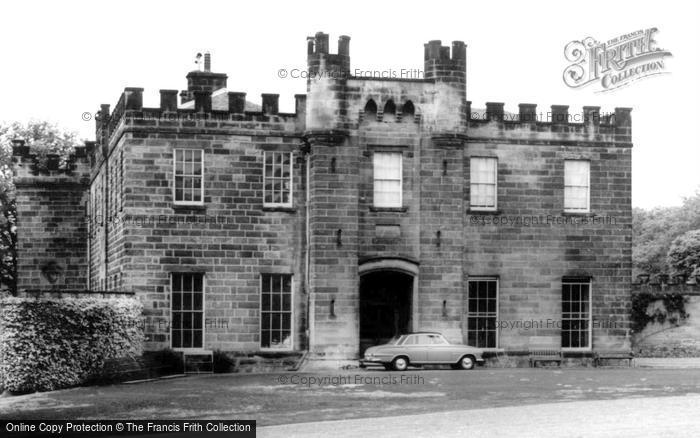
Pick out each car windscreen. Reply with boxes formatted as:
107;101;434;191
388;335;404;345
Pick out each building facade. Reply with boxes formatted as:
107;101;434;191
12;32;633;362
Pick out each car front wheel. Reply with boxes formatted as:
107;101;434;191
458;355;475;370
392;356;409;371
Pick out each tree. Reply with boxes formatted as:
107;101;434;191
0;121;80;294
633;190;700;276
667;230;700;277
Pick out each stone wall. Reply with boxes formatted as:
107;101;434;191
12;144;90;292
633;283;700;357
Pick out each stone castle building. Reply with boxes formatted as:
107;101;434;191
12;32;633;363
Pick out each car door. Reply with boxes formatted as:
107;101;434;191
402;335;429;364
426;334;455;363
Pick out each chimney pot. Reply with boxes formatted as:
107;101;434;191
204;52;211;72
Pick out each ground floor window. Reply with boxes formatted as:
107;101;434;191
171;273;204;349
562;279;591;349
261;273;292;349
466;278;498;348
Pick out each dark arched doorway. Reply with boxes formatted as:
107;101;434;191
359;270;413;354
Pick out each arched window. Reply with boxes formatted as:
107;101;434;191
383;100;396;121
364;99;377;121
402;100;415;121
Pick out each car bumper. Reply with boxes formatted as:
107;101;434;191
359;358;387;367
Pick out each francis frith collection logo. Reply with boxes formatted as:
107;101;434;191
563;27;672;92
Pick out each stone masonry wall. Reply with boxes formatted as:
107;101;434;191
12;147;90;292
463;125;632;350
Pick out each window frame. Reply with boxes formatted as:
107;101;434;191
372;151;403;208
259;273;294;351
170;272;206;351
564;159;590;213
172;148;205;206
263;151;294;208
466;277;500;349
469;156;498;211
561;279;593;351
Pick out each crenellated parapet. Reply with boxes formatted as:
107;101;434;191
11;139;90;184
423;40;466;96
466;101;633;145
95;87;308;160
306;32;351;78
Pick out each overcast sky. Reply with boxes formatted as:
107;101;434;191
1;0;697;209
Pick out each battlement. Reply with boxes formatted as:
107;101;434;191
424;40;466;62
423;40;466;95
306;32;351;76
96;87;307;148
11;139;90;179
466;101;632;143
307;32;350;56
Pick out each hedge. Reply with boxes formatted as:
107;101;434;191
0;296;143;393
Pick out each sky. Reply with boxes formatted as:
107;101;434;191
0;0;698;209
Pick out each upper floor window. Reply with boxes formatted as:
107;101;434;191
263;151;293;207
470;157;497;210
173;149;203;205
373;152;402;208
564;160;590;212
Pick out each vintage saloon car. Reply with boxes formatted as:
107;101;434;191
360;332;485;371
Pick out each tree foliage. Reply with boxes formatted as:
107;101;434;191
633;191;700;276
667;230;700;276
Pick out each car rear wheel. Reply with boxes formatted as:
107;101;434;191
392;356;409;371
458;355;475;370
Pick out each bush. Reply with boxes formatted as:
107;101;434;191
0;296;143;393
147;348;185;375
213;350;236;373
630;292;689;334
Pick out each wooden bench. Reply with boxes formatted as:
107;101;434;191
529;349;563;367
593;350;633;367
